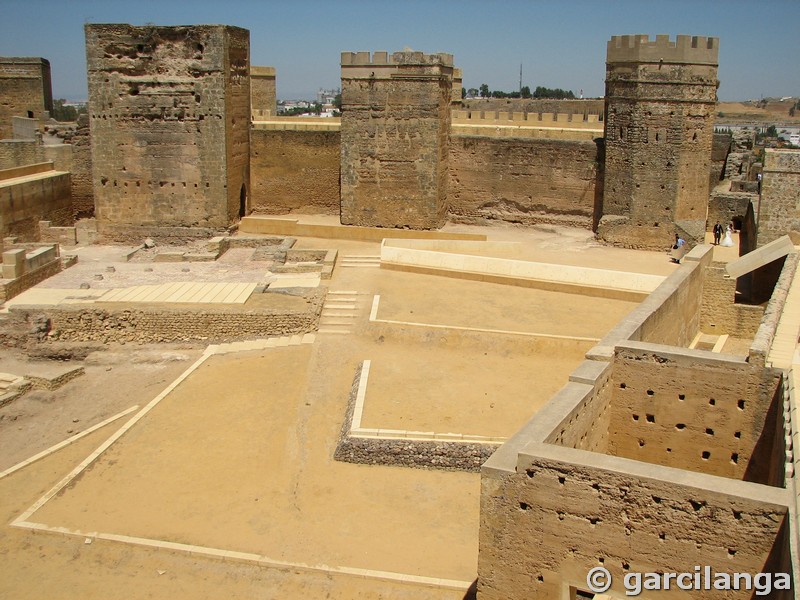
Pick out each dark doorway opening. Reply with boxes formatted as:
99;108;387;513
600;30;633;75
239;184;247;218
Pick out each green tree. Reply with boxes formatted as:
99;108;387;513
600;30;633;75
766;125;778;137
479;84;489;98
333;93;342;110
520;85;531;99
461;87;466;99
51;99;85;122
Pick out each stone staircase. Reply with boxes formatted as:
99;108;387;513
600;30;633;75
318;290;368;335
208;333;315;355
338;255;381;268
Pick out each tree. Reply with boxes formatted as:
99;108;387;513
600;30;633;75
461;87;466;99
479;84;489;98
467;88;479;98
333;93;342;110
766;125;778;138
51;99;86;122
520;85;531;99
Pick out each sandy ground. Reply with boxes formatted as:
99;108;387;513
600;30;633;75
0;221;702;599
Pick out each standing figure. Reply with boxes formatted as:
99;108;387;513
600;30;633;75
713;222;723;245
720;224;735;247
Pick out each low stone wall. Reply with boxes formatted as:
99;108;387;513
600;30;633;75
700;263;765;337
21;303;321;344
333;363;496;472
0;257;62;303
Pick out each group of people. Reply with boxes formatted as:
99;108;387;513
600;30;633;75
670;221;735;264
713;221;735;247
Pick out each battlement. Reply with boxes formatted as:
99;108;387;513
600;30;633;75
607;34;719;65
452;109;603;129
341;51;453;67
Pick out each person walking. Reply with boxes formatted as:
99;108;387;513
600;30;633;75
713;222;723;245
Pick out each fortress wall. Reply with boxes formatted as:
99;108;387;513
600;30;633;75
452;109;602;129
250;128;340;215
448;135;600;228
462;98;604;115
608;342;784;484
699;263;765;336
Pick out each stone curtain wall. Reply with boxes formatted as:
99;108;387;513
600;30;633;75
0;167;72;241
759;149;800;246
66;116;94;218
85;24;250;240
250;129;340;214
448;136;600;228
600;35;719;250
699;263;765;337
340;51;453;229
0;58;53;140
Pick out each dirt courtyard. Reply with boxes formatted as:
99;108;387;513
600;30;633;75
0;221;675;598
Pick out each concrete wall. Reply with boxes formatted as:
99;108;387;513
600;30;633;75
0;162;72;242
448;135;601;228
600;35;719;250
340;51;453;229
759;149;800;245
85;24;250;241
0;57;53;140
250;128;339;215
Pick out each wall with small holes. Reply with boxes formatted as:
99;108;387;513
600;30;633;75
609;341;784;485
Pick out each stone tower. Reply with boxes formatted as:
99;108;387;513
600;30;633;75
85;24;250;241
0;57;53;140
599;34;719;249
250;66;276;117
340;51;453;229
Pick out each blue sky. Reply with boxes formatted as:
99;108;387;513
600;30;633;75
1;0;798;102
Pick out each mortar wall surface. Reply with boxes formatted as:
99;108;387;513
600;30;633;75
85;24;250;233
448;136;600;228
250;129;340;215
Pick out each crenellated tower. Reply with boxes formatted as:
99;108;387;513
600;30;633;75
339;51;453;229
598;34;719;249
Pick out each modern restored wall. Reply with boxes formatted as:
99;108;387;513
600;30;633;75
0;57;53;140
758;149;800;246
85;24;250;241
0;162;72;242
250;128;340;215
448;135;600;228
600;35;719;249
340;51;453;229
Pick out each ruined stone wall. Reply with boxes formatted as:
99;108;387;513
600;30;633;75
340;51;452;229
0;140;43;170
758;149;800;245
250;66;276;116
0;257;62;302
0;165;72;241
707;191;753;231
709;131;732;189
85;24;250;240
250;129;339;214
600;35;719;250
35;304;320;344
448;135;600;228
0;58;53;140
699;263;765;336
608;342;783;483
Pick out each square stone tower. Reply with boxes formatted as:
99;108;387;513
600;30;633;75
85;24;250;241
340;51;453;229
250;66;276;118
0;57;53;140
758;149;800;246
599;35;719;249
